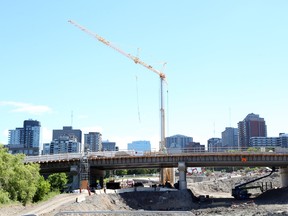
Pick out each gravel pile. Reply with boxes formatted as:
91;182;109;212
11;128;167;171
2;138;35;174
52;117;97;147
119;190;197;211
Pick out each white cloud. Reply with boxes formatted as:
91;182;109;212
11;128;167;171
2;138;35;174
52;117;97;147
0;101;52;115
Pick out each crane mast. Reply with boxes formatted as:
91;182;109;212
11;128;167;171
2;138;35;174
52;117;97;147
68;20;166;152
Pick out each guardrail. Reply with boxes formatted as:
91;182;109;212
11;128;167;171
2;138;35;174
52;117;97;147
24;153;82;163
24;147;288;163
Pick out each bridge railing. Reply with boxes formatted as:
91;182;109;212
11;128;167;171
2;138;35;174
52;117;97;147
24;147;288;163
88;150;144;158
165;146;288;155
24;153;82;163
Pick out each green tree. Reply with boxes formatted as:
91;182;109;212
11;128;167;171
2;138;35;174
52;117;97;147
127;169;142;175
247;147;259;152
115;169;128;176
33;176;51;202
0;146;40;205
127;168;158;175
147;168;159;174
48;173;68;192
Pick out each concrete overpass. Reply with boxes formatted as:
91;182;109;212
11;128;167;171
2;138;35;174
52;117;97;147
24;151;288;190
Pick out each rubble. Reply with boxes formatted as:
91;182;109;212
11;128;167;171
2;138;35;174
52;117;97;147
3;171;288;216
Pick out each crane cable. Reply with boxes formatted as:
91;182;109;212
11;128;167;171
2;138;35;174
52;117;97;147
135;48;141;123
166;88;169;137
135;75;141;123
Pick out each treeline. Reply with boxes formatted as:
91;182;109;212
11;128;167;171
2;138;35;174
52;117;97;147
0;145;67;205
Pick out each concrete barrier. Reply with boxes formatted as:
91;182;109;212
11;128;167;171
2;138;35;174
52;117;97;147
76;194;86;203
114;187;177;193
92;187;178;195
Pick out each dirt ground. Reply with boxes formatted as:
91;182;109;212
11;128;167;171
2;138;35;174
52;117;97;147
2;171;288;216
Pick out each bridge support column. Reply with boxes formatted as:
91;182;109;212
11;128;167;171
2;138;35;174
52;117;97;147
70;165;80;190
178;162;187;190
280;167;288;187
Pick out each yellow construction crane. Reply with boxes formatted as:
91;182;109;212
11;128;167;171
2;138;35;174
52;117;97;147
68;20;173;185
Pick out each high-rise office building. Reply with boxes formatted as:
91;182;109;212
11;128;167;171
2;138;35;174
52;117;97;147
102;141;117;151
127;140;151;152
8;127;23;145
221;127;238;150
279;133;288;148
249;133;288;149
43;135;81;154
8;119;41;155
84;132;102;152
250;137;278;147
238;113;267;149
23;120;41;148
207;138;222;152
165;134;193;154
185;142;205;152
165;134;193;149
53;126;82;143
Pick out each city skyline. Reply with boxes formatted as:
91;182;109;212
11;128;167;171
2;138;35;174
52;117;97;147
5;113;286;150
1;1;287;150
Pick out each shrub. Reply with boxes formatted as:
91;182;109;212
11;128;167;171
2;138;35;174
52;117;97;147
0;189;10;204
33;176;51;202
48;173;68;192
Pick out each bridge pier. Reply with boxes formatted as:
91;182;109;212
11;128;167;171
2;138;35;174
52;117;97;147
280;167;288;187
70;165;80;190
178;162;187;190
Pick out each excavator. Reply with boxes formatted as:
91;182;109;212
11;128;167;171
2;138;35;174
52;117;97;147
232;167;276;199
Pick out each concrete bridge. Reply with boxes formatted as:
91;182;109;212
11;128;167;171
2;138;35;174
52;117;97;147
24;151;288;190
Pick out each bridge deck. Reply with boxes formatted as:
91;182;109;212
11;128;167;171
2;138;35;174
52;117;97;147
25;152;288;172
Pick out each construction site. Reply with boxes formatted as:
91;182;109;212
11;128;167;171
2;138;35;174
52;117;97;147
2;1;288;215
2;168;284;215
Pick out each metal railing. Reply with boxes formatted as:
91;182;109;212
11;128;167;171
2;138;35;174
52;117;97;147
24;153;82;163
24;147;288;163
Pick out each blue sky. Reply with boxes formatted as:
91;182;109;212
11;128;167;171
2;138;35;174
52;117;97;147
1;1;287;150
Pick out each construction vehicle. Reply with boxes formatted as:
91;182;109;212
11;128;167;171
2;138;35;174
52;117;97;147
232;167;276;199
69;20;174;185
